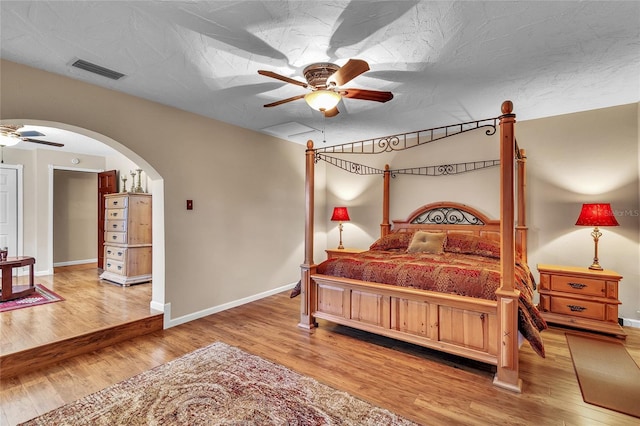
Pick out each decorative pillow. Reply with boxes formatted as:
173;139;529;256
369;231;414;251
444;233;501;259
406;231;446;254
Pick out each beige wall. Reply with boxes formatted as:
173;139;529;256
0;146;106;273
2;59;638;324
53;169;98;264
1;59;305;322
326;104;639;321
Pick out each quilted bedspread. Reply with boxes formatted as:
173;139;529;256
316;250;547;357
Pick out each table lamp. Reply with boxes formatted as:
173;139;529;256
331;207;350;249
575;203;619;270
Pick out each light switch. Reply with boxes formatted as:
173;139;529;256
186;200;193;210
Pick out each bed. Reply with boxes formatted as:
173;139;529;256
298;101;546;392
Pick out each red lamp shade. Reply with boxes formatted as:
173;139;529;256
575;203;619;227
331;206;350;222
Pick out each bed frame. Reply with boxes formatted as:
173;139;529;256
299;101;527;392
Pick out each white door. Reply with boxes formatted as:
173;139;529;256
0;166;18;255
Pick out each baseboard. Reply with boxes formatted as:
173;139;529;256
150;301;171;329
622;318;640;328
53;258;97;267
166;282;297;329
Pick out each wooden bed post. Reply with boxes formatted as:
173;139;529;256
380;164;391;237
516;149;528;264
299;140;317;330
493;101;522;392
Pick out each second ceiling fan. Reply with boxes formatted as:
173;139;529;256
258;59;393;117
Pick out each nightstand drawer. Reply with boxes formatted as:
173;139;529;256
550;295;605;321
550;275;605;298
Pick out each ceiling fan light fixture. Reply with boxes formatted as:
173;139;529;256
304;90;341;112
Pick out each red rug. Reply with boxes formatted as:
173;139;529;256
0;284;64;312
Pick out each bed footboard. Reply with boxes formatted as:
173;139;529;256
311;274;499;365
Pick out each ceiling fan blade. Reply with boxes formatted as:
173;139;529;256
328;59;370;86
323;106;340;117
22;138;65;148
339;88;394;103
263;94;306;108
258;70;308;88
18;130;46;137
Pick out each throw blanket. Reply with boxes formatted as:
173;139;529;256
316;250;547;357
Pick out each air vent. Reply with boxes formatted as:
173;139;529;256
71;59;125;80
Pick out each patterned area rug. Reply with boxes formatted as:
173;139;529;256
20;341;418;425
0;284;64;313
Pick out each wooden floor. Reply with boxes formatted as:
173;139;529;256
0;263;160;356
1;266;639;425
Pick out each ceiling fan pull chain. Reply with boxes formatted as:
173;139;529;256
322;115;327;144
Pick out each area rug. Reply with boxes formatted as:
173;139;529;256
20;341;418;425
0;284;64;313
566;333;640;418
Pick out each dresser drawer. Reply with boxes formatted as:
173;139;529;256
105;231;127;244
106;208;128;220
105;220;127;232
549;295;605;321
105;246;126;261
104;259;126;275
106;196;128;208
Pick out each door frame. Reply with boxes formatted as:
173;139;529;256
48;165;103;274
0;164;24;256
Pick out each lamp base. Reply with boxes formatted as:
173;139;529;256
588;262;603;271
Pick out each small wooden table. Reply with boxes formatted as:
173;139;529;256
0;256;36;302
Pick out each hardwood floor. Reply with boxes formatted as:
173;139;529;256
0;264;162;377
1;266;639;425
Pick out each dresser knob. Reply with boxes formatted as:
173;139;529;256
567;304;586;312
568;282;587;290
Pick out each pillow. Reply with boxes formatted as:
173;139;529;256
444;233;501;258
369;232;414;251
406;231;446;254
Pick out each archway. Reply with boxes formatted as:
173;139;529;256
1;119;166;317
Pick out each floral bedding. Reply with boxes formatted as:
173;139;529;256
316;233;547;357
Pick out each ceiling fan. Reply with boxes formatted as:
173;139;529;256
0;125;64;148
258;59;393;117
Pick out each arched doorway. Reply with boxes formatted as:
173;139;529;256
1;119;166;318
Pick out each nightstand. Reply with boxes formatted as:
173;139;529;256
537;264;625;339
325;248;365;259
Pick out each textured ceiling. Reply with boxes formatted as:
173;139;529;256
1;1;639;153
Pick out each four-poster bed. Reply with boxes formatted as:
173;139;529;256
299;101;546;392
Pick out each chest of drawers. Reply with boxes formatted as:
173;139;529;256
100;193;152;286
537;264;625;338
